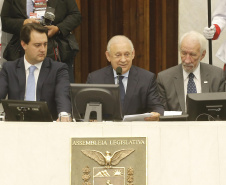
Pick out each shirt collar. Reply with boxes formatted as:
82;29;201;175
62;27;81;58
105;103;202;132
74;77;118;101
24;56;43;71
113;69;130;78
183;62;200;80
113;69;129;78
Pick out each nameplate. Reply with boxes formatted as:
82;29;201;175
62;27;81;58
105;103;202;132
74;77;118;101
71;137;147;185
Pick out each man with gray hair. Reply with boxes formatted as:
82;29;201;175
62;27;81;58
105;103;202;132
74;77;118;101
157;31;225;113
87;35;164;121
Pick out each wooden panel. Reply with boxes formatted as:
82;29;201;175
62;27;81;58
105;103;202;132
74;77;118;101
144;0;150;70
150;0;161;74
100;0;108;67
74;0;178;82
89;0;101;71
166;0;179;69
150;0;178;75
74;0;82;82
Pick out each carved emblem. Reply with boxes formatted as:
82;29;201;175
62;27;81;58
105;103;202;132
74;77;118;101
71;137;147;185
82;166;91;185
127;167;134;184
106;180;113;185
81;149;135;168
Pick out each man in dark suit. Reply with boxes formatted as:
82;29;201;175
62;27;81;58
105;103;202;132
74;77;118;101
87;35;164;121
157;31;225;113
0;23;71;121
1;0;81;82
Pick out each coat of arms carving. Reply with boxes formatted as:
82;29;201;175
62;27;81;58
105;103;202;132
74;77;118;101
71;137;147;185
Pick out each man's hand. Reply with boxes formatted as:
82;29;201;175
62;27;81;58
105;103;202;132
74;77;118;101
144;112;160;121
23;18;40;25
203;25;216;39
45;25;59;38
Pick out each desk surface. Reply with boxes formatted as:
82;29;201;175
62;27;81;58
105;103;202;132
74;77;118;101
0;121;226;185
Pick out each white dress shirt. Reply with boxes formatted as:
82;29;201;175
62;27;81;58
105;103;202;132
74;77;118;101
113;69;129;93
183;63;202;111
183;63;201;105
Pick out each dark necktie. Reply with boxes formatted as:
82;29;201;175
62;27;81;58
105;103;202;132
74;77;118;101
25;66;37;101
119;76;125;107
187;73;197;94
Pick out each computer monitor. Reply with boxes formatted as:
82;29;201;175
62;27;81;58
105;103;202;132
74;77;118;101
186;92;226;121
1;99;53;122
70;83;123;122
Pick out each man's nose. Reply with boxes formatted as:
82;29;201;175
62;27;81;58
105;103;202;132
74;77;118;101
184;54;191;63
40;44;46;51
120;55;127;62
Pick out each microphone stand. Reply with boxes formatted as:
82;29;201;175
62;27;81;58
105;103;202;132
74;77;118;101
116;66;122;84
117;75;120;85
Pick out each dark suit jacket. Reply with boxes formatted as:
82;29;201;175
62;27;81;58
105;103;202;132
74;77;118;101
157;63;225;113
1;0;81;37
0;57;72;120
87;65;164;116
1;0;81;61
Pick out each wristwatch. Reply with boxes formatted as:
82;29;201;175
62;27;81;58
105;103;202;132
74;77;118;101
58;112;69;117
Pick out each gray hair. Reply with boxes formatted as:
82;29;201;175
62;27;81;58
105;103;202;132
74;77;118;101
106;35;134;53
179;31;207;53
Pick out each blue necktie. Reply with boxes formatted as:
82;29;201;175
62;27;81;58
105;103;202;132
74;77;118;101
119;76;125;108
25;66;37;101
26;0;34;18
187;73;197;94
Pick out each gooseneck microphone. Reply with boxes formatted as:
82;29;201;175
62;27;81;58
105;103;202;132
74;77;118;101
116;67;122;84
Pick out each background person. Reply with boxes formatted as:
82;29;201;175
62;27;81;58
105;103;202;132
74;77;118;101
1;0;81;83
203;0;226;65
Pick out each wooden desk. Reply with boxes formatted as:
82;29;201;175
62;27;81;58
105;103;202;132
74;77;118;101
0;121;226;185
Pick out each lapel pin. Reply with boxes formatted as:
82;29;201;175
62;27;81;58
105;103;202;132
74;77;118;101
204;81;208;83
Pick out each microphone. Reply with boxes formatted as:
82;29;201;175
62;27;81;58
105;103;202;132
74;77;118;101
116;66;122;75
116;67;122;84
